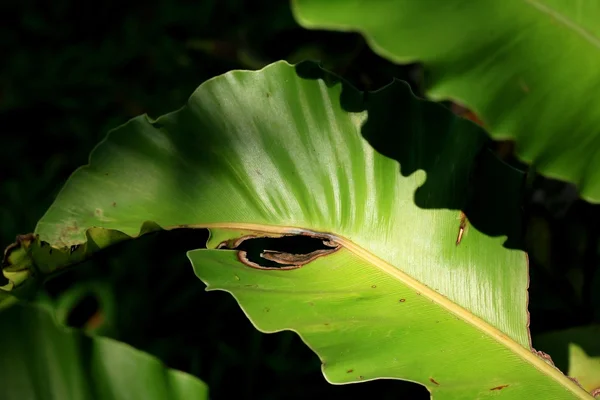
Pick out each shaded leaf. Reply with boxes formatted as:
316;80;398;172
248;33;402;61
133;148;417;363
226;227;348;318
292;0;600;202
0;304;208;400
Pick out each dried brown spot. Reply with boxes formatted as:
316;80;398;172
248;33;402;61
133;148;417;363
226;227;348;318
238;251;302;270
324;322;330;326
399;299;406;302
112;202;117;207
456;211;467;246
567;376;580;385
429;378;440;386
264;307;270;312
591;387;600;397
346;369;354;374
371;285;377;289
490;385;509;391
450;102;485;127
85;311;105;330
519;79;530;93
416;292;421;295
533;349;555;366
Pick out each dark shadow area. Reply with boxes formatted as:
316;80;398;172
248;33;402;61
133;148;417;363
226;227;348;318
42;228;429;399
65;293;100;328
533;325;600;382
295;61;525;250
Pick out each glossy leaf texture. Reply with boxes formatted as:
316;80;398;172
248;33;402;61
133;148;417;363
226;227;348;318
0;303;209;400
292;0;600;202
4;61;591;398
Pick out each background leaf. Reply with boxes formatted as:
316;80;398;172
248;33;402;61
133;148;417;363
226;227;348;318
0;303;209;400
535;325;600;394
292;0;600;202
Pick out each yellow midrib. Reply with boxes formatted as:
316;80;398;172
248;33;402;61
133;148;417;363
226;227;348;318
188;222;592;399
525;0;600;49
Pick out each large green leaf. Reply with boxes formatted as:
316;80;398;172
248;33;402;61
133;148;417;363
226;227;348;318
2;61;592;398
0;303;208;400
292;0;600;202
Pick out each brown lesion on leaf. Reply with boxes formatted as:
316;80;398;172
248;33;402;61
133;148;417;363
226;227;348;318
260;248;336;266
532;349;555;366
490;384;509;391
429;378;440;386
591;387;600;397
221;232;340;270
456;211;468;246
57;221;81;248
518;78;530;94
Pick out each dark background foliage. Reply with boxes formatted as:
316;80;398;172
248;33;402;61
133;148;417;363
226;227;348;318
2;0;599;398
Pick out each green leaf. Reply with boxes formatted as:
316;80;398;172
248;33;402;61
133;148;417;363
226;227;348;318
0;304;209;400
535;326;600;395
5;61;591;398
291;0;600;202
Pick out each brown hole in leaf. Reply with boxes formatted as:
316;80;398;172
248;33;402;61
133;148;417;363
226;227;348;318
399;299;406;302
223;233;339;270
346;369;354;373
429;378;440;386
490;385;509;391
